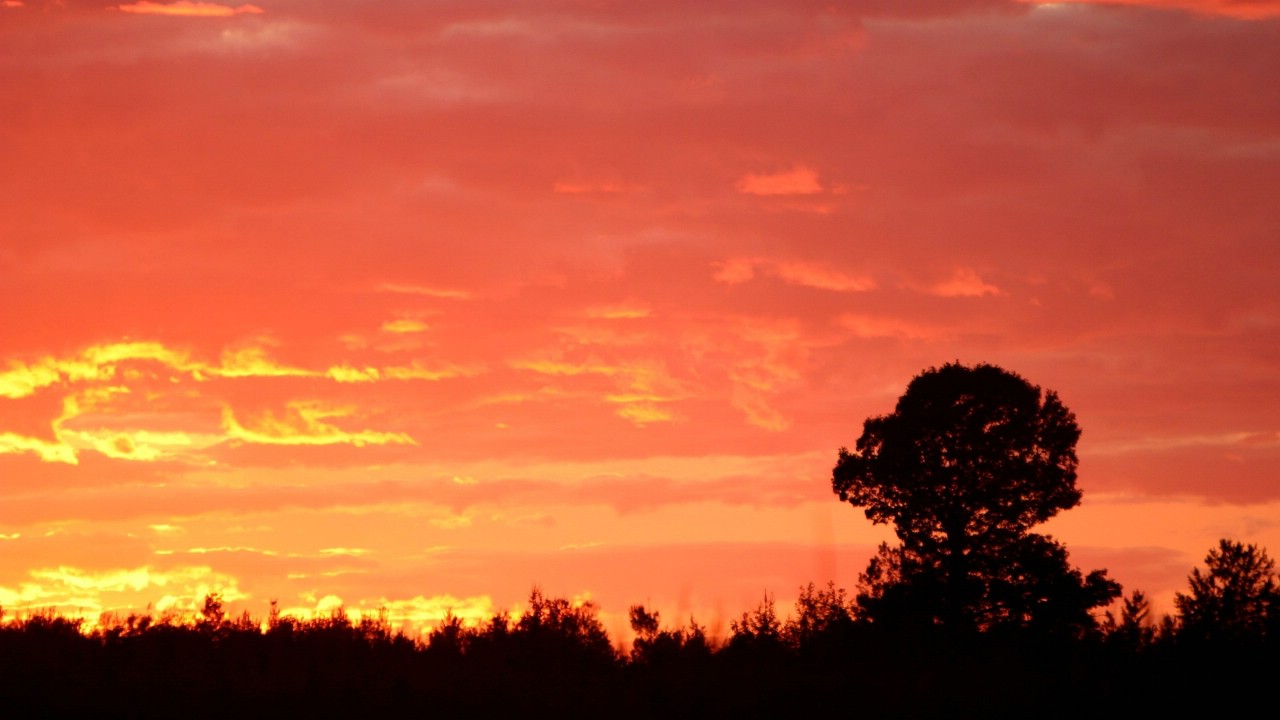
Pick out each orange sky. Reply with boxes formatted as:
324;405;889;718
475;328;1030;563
2;0;1278;637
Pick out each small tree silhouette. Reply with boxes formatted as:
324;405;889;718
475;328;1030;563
628;605;711;667
784;582;857;658
1175;539;1277;644
1104;589;1158;650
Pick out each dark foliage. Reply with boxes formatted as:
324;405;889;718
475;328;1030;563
833;363;1121;634
1174;539;1278;645
1;549;1276;720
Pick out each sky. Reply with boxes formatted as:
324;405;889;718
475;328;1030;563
2;0;1278;638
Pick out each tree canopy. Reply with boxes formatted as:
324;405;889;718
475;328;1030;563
832;362;1118;633
1175;539;1278;644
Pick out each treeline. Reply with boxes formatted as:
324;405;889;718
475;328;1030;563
1;539;1276;719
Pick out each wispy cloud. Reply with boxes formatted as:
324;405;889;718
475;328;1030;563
736;167;823;196
376;283;472;300
381;318;429;334
511;357;685;426
929;268;1002;298
221;403;416;447
713;258;875;293
1020;0;1280;20
116;1;264;17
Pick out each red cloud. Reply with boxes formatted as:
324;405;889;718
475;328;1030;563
736;167;824;196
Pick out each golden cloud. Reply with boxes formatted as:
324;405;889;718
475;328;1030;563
325;365;382;383
214;346;314;379
0;340;474;463
381;318;430;334
221;403;416;447
615;403;675;426
0;360;61;399
318;547;371;557
116;1;264;17
512;357;685;426
382;362;479;381
0;431;78;464
61;428;204;462
512;359;619;377
0;565;245;620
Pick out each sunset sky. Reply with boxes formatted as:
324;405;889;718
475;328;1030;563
2;0;1278;638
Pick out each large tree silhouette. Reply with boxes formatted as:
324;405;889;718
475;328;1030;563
833;362;1119;633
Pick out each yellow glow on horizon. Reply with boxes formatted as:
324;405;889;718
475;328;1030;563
273;593;497;635
0;564;247;620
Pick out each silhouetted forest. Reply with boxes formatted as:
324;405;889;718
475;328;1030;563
0;550;1277;719
4;364;1275;717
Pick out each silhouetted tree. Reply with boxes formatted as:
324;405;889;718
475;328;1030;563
1104;589;1158;650
1175;539;1277;644
728;593;783;654
628;605;711;667
783;582;858;659
833;362;1119;633
515;588;613;660
425;610;467;661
